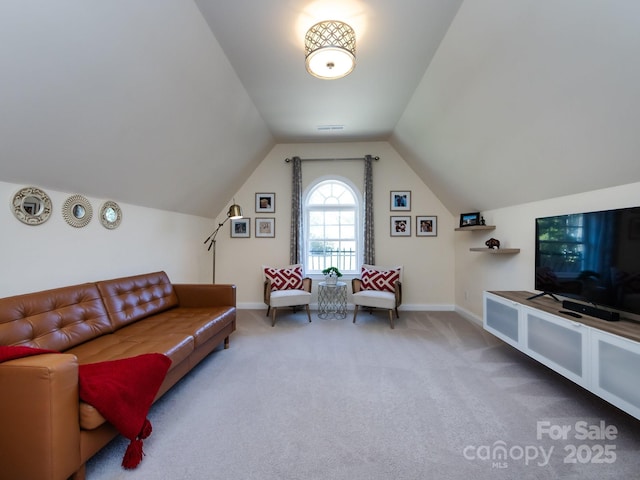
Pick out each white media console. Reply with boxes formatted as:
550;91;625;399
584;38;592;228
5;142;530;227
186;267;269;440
483;291;640;420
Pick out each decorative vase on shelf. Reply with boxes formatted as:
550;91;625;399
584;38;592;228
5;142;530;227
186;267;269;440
325;274;338;285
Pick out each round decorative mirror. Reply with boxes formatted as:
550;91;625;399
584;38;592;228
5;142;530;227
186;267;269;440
100;201;122;229
63;195;93;228
11;186;52;225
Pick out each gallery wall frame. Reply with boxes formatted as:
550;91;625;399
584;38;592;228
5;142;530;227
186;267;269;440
390;191;411;211
231;218;250;238
255;217;275;238
255;193;275;213
390;215;411;237
416;216;437;237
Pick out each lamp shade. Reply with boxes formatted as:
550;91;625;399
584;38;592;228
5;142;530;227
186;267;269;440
305;20;356;80
227;204;243;219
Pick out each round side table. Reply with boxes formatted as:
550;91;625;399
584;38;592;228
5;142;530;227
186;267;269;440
318;281;348;319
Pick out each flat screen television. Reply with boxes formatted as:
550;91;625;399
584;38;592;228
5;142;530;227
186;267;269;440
534;206;640;319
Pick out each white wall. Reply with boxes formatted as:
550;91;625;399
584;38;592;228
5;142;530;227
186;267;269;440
1;140;457;309
0;181;213;297
212;141;456;310
6;160;636;320
455;181;640;322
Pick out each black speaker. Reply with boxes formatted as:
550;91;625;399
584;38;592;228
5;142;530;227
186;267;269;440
562;300;620;322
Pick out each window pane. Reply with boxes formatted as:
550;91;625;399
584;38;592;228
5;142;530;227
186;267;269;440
341;226;355;238
341;241;356;251
309;211;324;225
325;226;340;239
309;225;324;239
341;211;355;223
324;241;339;251
308;182;356;206
325;211;340;225
308;186;328;204
309;240;325;253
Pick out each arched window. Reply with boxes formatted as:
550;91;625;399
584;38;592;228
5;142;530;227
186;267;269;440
304;179;360;274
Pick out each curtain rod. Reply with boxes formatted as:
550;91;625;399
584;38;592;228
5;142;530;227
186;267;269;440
285;156;379;163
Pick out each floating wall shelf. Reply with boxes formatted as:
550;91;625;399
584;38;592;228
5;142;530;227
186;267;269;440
455;225;496;231
455;223;519;253
469;248;520;254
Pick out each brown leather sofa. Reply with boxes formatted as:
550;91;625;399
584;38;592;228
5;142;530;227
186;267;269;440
0;271;236;480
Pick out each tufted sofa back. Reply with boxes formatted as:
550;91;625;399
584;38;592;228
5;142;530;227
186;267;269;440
0;283;113;350
96;271;178;330
0;271;181;351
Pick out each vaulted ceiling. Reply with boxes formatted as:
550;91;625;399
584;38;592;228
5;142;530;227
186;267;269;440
1;1;639;219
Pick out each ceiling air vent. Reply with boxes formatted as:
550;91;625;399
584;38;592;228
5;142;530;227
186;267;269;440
317;125;345;131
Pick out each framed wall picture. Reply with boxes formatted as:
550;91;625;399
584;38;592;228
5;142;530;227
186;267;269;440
230;218;250;238
255;218;275;238
255;193;275;213
459;212;481;228
390;191;411;211
390;216;411;237
416;216;437;237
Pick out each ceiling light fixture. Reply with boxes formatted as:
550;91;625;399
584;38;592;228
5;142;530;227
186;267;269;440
305;20;356;80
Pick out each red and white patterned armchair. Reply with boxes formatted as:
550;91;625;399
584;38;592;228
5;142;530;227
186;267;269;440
352;264;402;329
263;264;312;326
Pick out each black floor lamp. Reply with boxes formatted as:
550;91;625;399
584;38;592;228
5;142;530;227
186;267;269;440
204;202;243;283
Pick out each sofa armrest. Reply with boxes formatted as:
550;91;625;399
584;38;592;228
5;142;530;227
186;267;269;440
0;353;81;480
172;283;236;308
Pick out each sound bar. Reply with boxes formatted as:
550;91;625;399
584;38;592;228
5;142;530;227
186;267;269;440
562;300;620;322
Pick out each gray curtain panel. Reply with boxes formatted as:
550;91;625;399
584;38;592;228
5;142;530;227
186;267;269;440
363;155;375;265
290;156;302;264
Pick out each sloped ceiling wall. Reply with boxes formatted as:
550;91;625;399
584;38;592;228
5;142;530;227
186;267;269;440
2;1;639;220
392;0;640;215
0;1;273;218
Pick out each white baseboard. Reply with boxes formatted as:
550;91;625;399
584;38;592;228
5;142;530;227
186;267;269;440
238;302;457;312
400;304;455;312
238;302;269;310
455;305;483;326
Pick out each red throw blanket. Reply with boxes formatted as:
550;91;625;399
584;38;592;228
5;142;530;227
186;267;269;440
0;345;171;469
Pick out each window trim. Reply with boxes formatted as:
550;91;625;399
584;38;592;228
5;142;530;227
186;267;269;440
302;176;362;275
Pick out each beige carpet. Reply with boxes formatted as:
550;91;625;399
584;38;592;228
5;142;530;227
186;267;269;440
86;309;640;479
